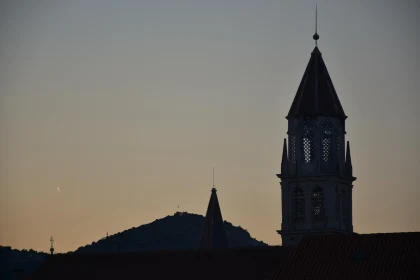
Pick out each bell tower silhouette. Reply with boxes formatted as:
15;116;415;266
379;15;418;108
277;7;356;246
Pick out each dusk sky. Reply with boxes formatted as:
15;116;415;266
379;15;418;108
0;0;418;253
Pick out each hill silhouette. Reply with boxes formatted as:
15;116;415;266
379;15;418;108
0;246;48;280
0;212;267;279
75;212;267;253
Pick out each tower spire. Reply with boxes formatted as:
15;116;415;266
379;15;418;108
199;164;228;249
199;187;228;249
313;4;319;46
287;5;346;120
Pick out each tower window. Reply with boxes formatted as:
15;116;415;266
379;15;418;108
312;186;325;223
302;131;315;164
301;120;315;164
289;134;296;164
291;187;305;225
321;121;333;162
302;120;314;130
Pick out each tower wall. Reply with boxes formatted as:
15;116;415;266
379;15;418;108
278;116;354;247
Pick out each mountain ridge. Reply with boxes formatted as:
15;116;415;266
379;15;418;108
1;212;268;279
75;212;267;253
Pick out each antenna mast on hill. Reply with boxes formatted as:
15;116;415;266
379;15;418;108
50;236;54;255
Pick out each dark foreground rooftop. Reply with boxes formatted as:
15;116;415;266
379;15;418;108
29;246;292;280
270;232;420;280
29;232;420;280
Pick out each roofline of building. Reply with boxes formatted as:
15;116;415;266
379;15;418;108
277;229;354;235
277;173;357;182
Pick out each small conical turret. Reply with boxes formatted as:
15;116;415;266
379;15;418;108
281;138;288;175
199;188;228;249
344;141;353;177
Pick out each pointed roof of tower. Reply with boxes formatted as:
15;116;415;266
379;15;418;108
344;141;356;181
287;46;346;119
345;141;352;166
199;188;228;249
281;138;288;175
281;138;288;163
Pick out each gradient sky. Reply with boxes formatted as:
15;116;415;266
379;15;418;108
0;0;419;253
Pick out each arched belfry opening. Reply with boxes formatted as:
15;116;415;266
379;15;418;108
277;16;356;246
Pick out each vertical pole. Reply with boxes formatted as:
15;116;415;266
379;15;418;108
213;165;215;188
315;4;318;35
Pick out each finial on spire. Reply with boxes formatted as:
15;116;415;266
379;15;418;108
213;165;215;188
212;165;216;192
313;4;319;46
